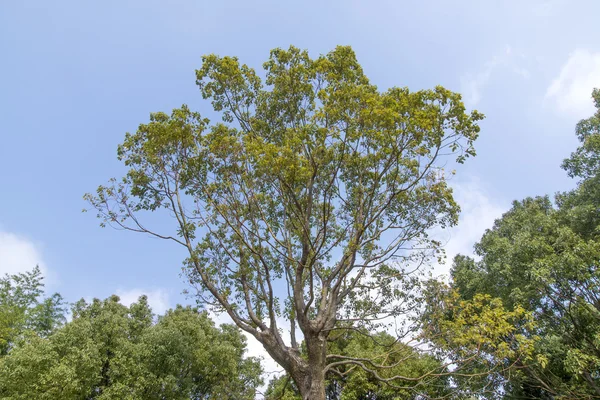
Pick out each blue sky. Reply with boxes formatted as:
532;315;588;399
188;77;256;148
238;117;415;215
1;0;600;377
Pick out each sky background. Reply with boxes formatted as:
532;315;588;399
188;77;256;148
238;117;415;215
1;0;600;388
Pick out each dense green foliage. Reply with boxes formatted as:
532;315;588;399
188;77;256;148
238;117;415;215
0;271;262;399
445;89;600;399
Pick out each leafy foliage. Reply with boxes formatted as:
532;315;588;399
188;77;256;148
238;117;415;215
445;89;600;398
0;295;262;399
85;45;482;399
266;329;450;400
0;266;65;355
422;282;539;398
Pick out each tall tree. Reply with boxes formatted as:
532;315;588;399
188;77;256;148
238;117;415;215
86;45;483;399
447;89;600;398
0;295;262;399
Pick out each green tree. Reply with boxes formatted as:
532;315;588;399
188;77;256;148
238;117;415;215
0;266;65;355
0;295;262;399
448;89;600;398
85;45;483;399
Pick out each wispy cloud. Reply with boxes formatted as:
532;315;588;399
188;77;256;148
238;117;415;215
461;45;530;107
432;178;506;278
211;313;290;373
208;310;290;395
116;287;171;315
530;0;567;17
546;49;600;119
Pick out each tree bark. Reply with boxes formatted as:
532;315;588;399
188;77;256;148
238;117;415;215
294;333;327;400
294;364;326;400
301;375;326;400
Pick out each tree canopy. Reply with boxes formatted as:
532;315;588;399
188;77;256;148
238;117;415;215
86;45;484;399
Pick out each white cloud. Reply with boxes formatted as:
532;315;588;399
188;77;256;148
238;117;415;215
432;179;506;278
546;49;600;119
116;288;171;315
0;230;49;277
208;310;288;396
244;331;283;371
242;331;282;398
461;59;497;107
461;45;530;107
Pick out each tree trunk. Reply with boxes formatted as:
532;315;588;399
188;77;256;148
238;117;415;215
295;366;326;400
295;333;327;400
302;375;326;400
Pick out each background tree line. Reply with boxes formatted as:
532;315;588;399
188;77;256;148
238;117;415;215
0;268;262;399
